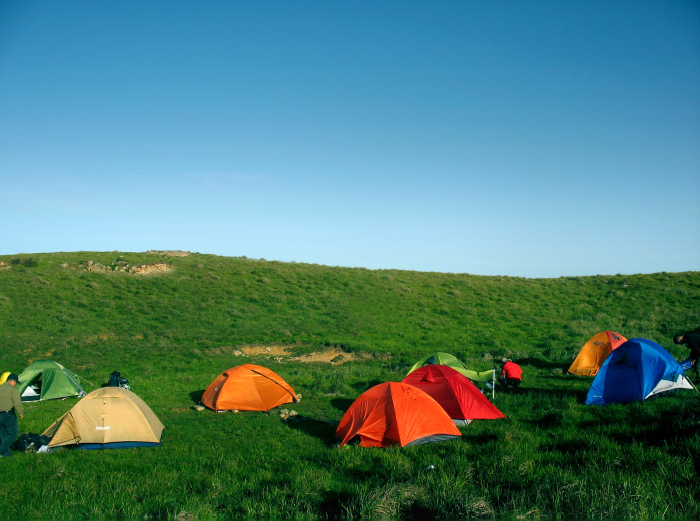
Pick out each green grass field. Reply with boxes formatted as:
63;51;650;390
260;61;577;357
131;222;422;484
0;252;699;519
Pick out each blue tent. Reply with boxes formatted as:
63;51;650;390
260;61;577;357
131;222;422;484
585;338;692;406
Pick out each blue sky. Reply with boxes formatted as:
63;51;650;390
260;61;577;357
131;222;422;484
1;1;698;277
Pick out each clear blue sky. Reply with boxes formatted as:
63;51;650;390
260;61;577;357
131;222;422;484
1;1;698;277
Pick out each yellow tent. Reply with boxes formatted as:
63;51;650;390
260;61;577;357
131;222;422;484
43;387;164;450
0;372;9;386
568;331;627;376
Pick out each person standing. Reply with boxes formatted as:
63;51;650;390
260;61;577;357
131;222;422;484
0;374;24;458
674;333;700;384
498;359;523;392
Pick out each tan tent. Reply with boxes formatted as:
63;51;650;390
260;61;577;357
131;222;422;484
43;387;163;450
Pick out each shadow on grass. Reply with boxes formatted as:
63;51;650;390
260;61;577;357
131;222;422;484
331;398;354;411
514;357;569;369
320;491;355;519
577;403;700;448
189;389;205;405
521;411;563;428
462;432;499;445
516;387;587;401
351;380;383;392
285;417;338;447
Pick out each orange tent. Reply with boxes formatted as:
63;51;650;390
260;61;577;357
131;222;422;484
568;331;627;376
335;382;461;447
202;364;297;412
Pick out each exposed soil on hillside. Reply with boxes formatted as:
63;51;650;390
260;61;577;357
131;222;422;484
205;344;371;364
289;347;362;364
130;263;171;275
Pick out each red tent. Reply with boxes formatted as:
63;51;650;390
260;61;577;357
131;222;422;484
335;382;461;447
402;365;505;424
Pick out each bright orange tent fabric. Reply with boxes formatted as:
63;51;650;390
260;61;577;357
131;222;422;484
202;364;297;412
335;382;461;447
402;365;505;424
568;331;627;376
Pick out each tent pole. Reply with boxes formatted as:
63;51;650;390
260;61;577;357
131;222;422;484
492;370;495;400
687;377;700;395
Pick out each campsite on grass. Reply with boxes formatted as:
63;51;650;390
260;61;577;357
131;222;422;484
0;251;698;519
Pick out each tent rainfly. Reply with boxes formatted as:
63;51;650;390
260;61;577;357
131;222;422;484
335;382;461;447
17;360;86;402
43;387;164;450
402;365;505;425
408;352;497;397
585;338;694;406
202;364;297;412
569;331;627;376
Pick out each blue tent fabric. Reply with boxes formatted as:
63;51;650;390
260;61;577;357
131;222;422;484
585;338;685;406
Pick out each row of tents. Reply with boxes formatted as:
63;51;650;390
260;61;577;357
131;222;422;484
4;359;505;450
568;332;695;405
3;331;695;450
203;362;505;448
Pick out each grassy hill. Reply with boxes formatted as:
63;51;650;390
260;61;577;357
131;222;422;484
0;252;699;519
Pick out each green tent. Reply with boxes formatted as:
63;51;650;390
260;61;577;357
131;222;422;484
408;352;471;377
17;360;86;402
408;352;497;398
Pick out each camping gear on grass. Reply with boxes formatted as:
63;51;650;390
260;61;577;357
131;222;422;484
335;382;461;447
17;360;86;402
0;372;9;386
585;338;693;406
202;364;297;412
460;367;498;398
402;365;504;425
569;331;627;376
107;371;130;389
14;433;52;452
42;387;164;450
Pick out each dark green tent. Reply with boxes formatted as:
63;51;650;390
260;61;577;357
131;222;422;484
17;360;86;402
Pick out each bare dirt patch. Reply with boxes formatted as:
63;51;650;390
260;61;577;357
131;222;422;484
241;345;292;356
290;347;362;364
130;263;171;275
205;344;369;364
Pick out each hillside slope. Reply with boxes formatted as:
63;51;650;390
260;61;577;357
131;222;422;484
1;251;698;374
1;252;699;519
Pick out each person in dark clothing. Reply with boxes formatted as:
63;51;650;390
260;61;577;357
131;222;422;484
674;333;700;383
0;374;24;458
498;359;522;392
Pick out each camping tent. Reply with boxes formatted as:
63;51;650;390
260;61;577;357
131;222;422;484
408;352;497;397
335;382;461;447
17;360;86;402
42;387;164;450
585;338;693;406
408;352;471;377
0;372;9;386
402;365;505;425
202;364;297;412
569;331;627;376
